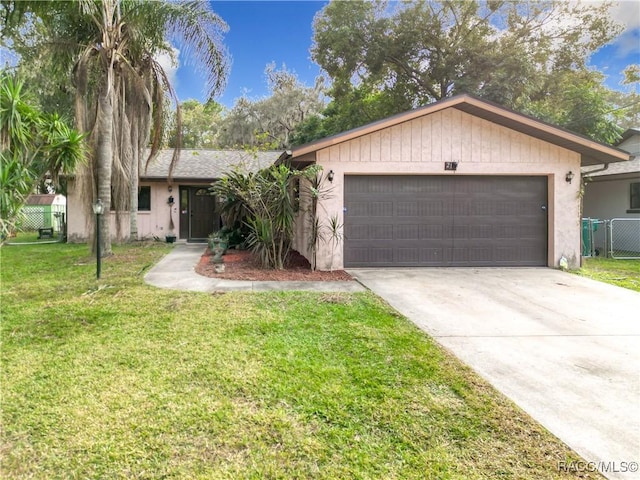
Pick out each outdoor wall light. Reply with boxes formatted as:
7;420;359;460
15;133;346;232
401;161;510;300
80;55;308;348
168;195;175;205
327;170;335;182
92;198;105;216
565;171;575;184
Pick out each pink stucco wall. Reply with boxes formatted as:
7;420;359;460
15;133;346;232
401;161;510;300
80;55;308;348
293;108;582;270
66;179;211;242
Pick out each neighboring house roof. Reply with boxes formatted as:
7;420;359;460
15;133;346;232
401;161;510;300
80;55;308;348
281;94;631;167
582;157;640;179
25;194;60;206
141;149;280;181
617;128;640;145
583;128;640;180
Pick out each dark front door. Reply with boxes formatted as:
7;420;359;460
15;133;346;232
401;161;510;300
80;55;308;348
344;175;548;267
179;187;218;241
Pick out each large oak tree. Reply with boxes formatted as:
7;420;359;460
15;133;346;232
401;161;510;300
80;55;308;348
298;0;624;144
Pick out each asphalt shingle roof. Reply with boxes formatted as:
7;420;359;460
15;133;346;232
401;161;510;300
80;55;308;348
141;149;280;180
583;129;640;177
25;194;57;206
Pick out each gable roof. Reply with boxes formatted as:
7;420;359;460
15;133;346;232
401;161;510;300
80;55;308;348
141;150;280;181
281;94;631;167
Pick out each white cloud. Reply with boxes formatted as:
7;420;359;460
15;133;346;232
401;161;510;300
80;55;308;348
607;0;640;58
608;0;640;30
614;28;640;57
155;46;180;90
585;1;640;59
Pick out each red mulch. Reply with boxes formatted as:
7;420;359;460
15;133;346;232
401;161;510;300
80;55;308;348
195;248;354;282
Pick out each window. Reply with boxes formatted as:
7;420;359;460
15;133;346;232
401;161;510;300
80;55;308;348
630;182;640;212
138;186;151;211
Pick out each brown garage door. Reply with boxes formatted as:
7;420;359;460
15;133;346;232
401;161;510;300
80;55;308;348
344;175;548;267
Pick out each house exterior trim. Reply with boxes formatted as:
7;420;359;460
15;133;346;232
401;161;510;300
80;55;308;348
287;95;630;167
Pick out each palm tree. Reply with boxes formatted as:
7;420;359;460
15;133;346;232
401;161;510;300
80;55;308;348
0;71;85;240
2;0;229;254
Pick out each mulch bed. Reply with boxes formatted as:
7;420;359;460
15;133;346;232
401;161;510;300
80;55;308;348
195;248;354;282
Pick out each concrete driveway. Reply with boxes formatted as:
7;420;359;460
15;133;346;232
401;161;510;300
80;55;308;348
348;267;640;480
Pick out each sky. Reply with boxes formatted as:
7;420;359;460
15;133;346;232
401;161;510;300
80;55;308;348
168;0;640;109
168;1;327;107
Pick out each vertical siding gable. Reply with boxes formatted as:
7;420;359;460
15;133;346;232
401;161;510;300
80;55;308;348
361;136;371;162
391;124;403;161
470;115;483;163
431;111;443;162
481;118;492;163
317;149;330;164
320;107;576;166
401;122;412;162
500;126;511;162
411;118;422;162
381;128;392;162
370;131;381;162
340;142;350;164
329;145;340;163
510;130;521;163
349;137;361;163
441;109;452;163
450;108;463;163
421;116;432;162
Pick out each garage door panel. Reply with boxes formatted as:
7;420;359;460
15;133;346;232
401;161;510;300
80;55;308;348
344;175;547;267
395;224;420;240
420;224;447;239
420;248;448;264
397;248;420;263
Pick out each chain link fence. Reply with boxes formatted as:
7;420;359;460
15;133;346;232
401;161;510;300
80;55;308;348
582;218;640;259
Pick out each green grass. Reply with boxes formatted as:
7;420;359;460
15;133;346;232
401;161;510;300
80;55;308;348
575;257;640;292
1;243;599;479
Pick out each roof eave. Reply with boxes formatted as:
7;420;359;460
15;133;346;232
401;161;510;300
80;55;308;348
290;94;631;166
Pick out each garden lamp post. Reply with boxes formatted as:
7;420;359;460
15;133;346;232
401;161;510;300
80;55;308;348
92;199;104;279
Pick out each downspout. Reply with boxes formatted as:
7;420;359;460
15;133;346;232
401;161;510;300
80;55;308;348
583;163;610;177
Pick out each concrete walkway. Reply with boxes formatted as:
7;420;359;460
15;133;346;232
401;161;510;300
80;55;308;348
349;267;640;480
144;243;365;293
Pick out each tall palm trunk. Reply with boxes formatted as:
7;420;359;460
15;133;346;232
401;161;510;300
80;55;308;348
96;82;114;256
129;122;139;241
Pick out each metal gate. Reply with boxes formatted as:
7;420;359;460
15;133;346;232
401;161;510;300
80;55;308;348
582;218;640;259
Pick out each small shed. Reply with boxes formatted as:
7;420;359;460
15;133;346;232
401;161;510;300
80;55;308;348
22;194;66;232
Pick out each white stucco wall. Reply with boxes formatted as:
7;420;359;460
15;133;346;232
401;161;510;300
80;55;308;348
296;107;582;270
583;178;639;220
583;178;640;254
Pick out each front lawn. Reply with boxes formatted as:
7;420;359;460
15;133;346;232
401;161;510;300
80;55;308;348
576;257;640;292
1;243;598;479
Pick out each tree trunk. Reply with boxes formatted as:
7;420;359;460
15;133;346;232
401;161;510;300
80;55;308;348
95;82;114;256
129;120;139;241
